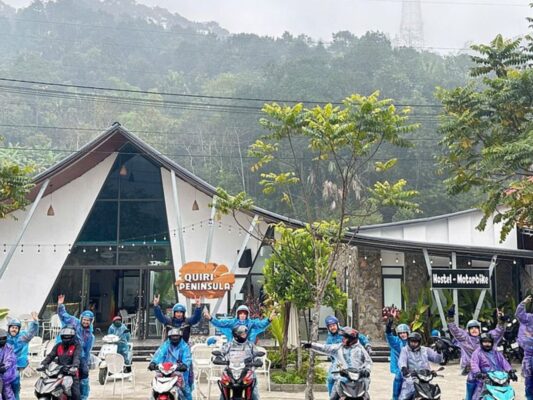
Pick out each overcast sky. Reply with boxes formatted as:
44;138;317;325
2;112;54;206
4;0;531;51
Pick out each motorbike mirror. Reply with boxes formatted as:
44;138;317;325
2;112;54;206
176;364;187;372
437;366;445;371
252;359;263;368
212;357;229;366
211;350;222;357
254;351;265;358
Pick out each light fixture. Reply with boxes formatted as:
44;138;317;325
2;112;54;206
47;185;55;216
192;190;199;211
513;259;517;265
119;165;128;176
128;172;135;182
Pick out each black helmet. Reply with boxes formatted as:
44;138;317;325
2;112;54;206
168;328;183;345
0;329;7;347
480;333;494;351
407;332;422;351
340;327;359;347
59;327;76;345
232;325;249;343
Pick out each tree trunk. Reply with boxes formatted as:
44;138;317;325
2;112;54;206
281;301;291;371
297;309;302;370
304;304;320;400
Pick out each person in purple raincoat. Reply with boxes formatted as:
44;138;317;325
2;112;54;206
470;333;517;400
0;329;17;400
447;304;505;400
515;294;533;400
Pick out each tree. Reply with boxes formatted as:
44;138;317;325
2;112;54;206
0;137;34;219
437;25;533;241
216;92;419;399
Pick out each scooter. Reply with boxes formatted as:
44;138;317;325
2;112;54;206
97;334;133;384
408;367;444;400
330;367;370;400
431;336;461;365
34;362;77;400
498;319;523;363
480;371;516;400
149;362;188;400
211;349;264;400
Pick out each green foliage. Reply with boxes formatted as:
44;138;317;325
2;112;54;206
437;21;533;241
0;308;9;321
269;315;285;347
271;363;327;384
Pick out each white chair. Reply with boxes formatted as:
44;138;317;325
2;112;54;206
207;363;224;400
25;338;47;377
254;346;271;391
48;314;61;340
191;343;217;400
103;353;135;399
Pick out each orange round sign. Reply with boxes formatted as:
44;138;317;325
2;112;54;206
175;261;236;299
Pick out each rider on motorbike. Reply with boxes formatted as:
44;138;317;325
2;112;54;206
107;316;132;366
57;295;94;400
204;305;275;344
304;327;372;399
7;312;39;400
149;328;192;400
516;295;533;400
398;332;443;400
38;327;81;400
325;316;372;396
470;333;517;400
153;295;202;342
385;317;410;400
217;325;262;400
447;304;505;400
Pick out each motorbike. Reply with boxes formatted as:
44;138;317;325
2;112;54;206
149;362;188;400
211;349;265;400
430;336;461;365
407;367;444;400
480;370;516;400
330;367;370;400
97;334;133;384
34;362;77;400
497;319;523;363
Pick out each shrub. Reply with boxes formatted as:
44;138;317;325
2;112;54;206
271;363;326;384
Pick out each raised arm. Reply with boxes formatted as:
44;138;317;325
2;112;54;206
19;313;39;343
57;295;79;328
426;347;444;365
154;305;172;326
516;296;533;325
186;304;202;326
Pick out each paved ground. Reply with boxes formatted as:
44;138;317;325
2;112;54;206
22;361;526;399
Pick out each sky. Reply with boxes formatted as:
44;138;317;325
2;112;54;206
3;0;531;51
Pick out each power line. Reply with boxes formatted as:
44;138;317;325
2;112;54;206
0;77;445;108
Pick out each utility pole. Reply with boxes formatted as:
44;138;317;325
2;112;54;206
398;0;425;48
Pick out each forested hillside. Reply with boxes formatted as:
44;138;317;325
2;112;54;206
0;0;482;221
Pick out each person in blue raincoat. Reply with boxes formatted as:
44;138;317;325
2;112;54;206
153;295;202;343
384;317;410;400
324;315;371;396
108;316;132;366
203;305;274;343
149;328;193;400
57;295;95;400
7;312;39;400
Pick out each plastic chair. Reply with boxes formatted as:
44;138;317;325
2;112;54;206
191;343;218;400
254;346;271;391
49;314;61;340
103;353;134;399
25;338;47;377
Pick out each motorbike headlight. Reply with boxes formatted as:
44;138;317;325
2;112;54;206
418;374;432;382
347;372;360;381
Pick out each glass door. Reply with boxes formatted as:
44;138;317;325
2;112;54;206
145;269;176;338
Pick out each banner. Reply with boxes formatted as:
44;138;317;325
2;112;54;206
431;268;491;289
175;261;236;299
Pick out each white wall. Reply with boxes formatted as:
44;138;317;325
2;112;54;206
0;154;116;318
161;169;267;314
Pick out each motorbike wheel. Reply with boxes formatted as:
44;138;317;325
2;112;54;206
99;367;108;385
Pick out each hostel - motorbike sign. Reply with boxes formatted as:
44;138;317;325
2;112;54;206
175;261;236;298
431;268;491;290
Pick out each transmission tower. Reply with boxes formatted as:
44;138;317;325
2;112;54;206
398;0;425;48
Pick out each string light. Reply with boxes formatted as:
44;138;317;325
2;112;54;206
3;244;6;254
95;247;99;252
513;259;517;265
82;248;86;253
108;246;112;251
20;244;23;253
412;259;416;264
37;244;40;253
467;260;472;266
53;244;56;253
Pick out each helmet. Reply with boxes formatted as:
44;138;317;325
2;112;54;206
232;325;249;343
396;324;411;335
59;327;76;345
173;303;187;314
168;328;183;345
480;333;494;351
0;328;7;347
112;316;122;322
466;320;481;334
325;316;339;327
206;336;217;346
236;305;249;316
407;332;422;351
8;318;22;329
340;327;359;347
80;310;94;321
431;329;440;337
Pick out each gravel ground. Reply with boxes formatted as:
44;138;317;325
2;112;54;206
21;361;526;399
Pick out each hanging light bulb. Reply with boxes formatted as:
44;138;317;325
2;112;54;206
192;200;199;211
95;247;99;252
513;259;517;265
412;259;416;264
37;245;40;253
20;244;24;253
119;165;128;176
47;184;55;216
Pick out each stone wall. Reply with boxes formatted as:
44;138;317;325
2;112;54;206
403;253;429;306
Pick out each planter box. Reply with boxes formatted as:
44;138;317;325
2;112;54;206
270;383;327;392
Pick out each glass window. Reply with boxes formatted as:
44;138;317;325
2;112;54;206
118;245;172;267
119;201;168;243
65;246;116;266
77;202;118;243
119;154;164;200
383;277;402;309
40;269;85;321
